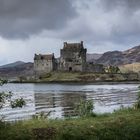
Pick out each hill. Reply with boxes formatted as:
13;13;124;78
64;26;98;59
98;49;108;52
86;53;102;62
119;63;140;73
96;45;140;65
0;62;34;78
0;61;25;68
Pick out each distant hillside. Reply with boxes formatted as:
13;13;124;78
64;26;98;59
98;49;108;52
0;61;25;68
86;53;102;62
119;63;140;73
95;45;140;66
0;62;34;78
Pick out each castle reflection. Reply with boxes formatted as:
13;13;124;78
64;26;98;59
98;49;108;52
34;92;87;118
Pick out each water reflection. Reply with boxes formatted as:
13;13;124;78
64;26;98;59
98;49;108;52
33;83;138;118
0;83;139;121
35;92;87;118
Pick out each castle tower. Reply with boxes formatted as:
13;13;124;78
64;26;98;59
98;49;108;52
34;53;56;75
60;41;87;72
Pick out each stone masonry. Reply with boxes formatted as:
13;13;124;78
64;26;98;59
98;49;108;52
34;41;104;75
59;41;87;72
34;53;56;75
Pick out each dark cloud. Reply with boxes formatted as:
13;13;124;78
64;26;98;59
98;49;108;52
101;0;140;12
0;0;77;39
101;0;140;43
1;0;140;66
68;0;139;46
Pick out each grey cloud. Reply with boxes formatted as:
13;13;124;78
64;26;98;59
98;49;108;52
47;0;140;47
101;0;140;13
0;0;77;39
1;0;140;66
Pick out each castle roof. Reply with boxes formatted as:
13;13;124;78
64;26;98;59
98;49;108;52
34;54;54;60
63;41;84;50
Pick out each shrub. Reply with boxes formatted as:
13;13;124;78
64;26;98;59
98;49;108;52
32;111;51;120
75;99;96;117
134;86;140;109
0;79;7;86
0;91;12;109
0;79;26;121
32;127;56;140
11;98;26;108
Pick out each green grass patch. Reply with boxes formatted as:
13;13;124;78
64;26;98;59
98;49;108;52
34;72;140;83
1;108;140;140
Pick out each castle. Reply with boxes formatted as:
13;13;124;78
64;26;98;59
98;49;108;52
34;41;104;75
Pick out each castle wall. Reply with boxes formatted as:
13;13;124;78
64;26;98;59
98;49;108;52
34;54;56;75
34;59;53;74
85;63;104;73
33;41;105;74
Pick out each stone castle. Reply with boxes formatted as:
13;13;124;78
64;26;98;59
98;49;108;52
34;41;104;75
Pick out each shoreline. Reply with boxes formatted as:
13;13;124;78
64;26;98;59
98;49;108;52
7;72;140;84
10;80;140;85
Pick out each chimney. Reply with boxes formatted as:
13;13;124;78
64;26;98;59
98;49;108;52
64;42;67;48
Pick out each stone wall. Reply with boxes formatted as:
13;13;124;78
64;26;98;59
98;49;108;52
34;60;53;74
34;54;56;75
33;41;107;74
85;63;104;73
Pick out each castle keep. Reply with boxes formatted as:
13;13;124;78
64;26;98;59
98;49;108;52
60;41;86;72
34;41;104;74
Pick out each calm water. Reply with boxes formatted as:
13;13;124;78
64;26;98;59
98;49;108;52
0;83;139;121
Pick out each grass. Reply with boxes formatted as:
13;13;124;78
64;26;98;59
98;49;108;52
12;71;140;83
35;72;140;83
38;72;81;82
0;108;140;140
119;63;140;73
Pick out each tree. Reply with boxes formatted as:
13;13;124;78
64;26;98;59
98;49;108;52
105;66;121;74
74;99;96;117
0;79;26;120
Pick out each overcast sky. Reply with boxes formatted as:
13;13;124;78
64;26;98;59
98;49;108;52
0;0;140;65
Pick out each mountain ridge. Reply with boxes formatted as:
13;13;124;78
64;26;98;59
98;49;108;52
0;62;33;78
0;61;25;68
95;45;140;65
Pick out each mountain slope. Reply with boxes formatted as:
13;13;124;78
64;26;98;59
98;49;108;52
0;61;25;68
119;63;140;73
0;62;34;78
96;45;140;65
86;53;102;62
